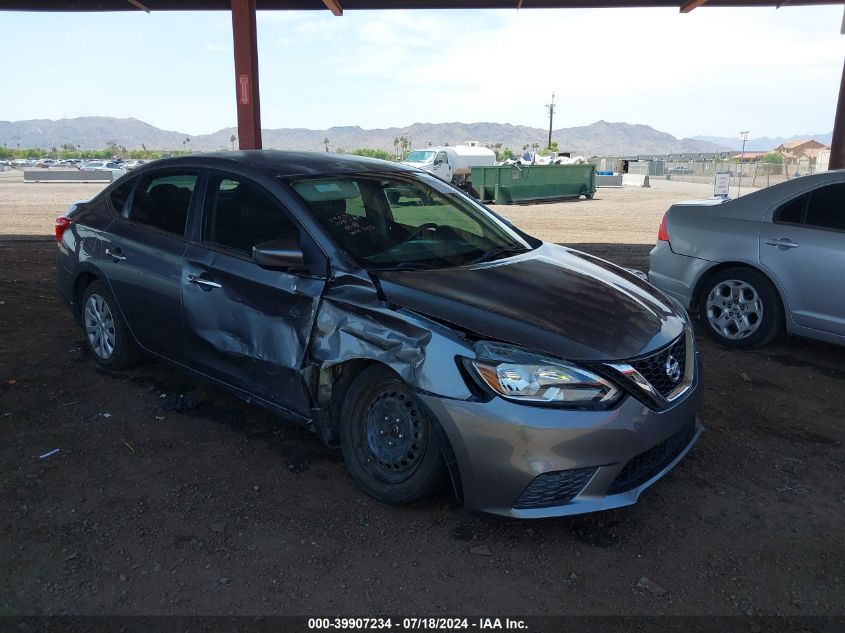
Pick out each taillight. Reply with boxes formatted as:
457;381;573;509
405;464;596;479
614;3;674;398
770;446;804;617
657;214;670;242
55;217;72;242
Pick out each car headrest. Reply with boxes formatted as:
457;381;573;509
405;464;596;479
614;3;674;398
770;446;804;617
310;198;346;218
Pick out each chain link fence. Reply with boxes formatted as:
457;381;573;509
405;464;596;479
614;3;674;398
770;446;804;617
606;158;823;189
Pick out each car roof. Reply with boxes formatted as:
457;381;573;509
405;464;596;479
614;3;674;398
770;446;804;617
138;150;415;178
670;169;845;219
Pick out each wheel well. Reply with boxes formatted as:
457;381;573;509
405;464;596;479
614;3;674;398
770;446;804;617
72;272;99;323
323;359;379;427
692;261;785;316
320;358;464;504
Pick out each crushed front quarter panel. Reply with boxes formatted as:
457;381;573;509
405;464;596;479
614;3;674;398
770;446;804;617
309;270;476;401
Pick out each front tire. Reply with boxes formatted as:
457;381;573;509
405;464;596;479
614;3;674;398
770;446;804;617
339;365;446;504
698;268;783;349
81;280;139;369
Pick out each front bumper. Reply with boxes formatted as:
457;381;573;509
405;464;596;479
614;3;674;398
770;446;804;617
420;353;703;518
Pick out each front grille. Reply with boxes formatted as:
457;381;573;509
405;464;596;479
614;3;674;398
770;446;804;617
513;467;597;509
607;421;696;495
630;334;687;399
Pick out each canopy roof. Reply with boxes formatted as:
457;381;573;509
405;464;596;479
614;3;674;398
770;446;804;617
1;0;839;11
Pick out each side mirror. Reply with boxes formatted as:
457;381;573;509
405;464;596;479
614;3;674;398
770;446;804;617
253;236;304;270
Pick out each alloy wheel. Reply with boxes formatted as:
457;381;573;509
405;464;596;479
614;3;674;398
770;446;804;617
84;293;116;359
705;279;763;340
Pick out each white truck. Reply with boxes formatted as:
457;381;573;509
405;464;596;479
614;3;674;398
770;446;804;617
402;144;496;195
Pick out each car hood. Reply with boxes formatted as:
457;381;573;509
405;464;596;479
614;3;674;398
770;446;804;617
375;243;685;362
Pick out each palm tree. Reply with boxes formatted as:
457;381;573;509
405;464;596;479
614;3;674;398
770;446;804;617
323;137;330;152
229;134;236;150
400;136;410;159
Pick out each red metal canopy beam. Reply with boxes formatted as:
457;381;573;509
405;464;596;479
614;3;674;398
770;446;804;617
231;0;262;149
680;0;708;12
829;57;845;170
322;0;343;15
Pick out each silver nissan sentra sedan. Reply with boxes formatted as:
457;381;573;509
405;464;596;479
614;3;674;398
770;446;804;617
649;171;845;349
56;151;703;518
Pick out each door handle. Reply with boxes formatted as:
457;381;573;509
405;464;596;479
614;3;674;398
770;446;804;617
105;248;126;261
187;274;222;289
765;238;799;249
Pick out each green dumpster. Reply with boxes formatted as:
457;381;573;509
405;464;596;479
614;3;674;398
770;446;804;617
471;164;596;204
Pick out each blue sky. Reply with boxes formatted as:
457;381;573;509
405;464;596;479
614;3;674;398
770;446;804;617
1;5;843;139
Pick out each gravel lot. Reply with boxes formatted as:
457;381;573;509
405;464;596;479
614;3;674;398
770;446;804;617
0;169;746;245
1;171;842;617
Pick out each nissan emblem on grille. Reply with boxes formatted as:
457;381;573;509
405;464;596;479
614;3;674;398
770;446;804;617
665;354;681;383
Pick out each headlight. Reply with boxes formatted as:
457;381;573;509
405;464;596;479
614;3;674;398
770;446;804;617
465;342;620;407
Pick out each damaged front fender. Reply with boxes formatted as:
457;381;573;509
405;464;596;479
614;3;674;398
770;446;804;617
310;271;476;402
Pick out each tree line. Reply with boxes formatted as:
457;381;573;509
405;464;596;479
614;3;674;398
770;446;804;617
2;140;538;162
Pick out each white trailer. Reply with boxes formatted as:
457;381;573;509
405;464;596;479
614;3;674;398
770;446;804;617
402;144;496;192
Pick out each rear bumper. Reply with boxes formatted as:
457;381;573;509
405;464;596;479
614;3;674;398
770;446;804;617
56;259;75;309
420;353;703;518
648;241;713;310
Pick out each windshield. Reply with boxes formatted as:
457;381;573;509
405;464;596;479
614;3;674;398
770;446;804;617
404;151;435;163
289;173;533;269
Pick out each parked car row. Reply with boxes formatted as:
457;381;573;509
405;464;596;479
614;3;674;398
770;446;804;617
1;157;150;171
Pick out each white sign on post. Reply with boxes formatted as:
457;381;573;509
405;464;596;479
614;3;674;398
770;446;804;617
714;172;731;198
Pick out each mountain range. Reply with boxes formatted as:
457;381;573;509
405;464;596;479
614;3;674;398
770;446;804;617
691;132;833;152
5;116;828;156
0;116;737;156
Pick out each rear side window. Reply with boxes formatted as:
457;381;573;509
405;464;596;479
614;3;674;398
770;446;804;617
108;178;135;215
128;172;198;236
805;183;845;232
202;175;297;256
773;193;808;225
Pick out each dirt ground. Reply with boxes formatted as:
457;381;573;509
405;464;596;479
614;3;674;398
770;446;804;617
0;173;842;617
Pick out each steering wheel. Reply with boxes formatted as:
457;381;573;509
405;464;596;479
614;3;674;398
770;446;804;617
402;222;440;243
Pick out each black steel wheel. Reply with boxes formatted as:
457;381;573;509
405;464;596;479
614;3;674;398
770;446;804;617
340;365;446;504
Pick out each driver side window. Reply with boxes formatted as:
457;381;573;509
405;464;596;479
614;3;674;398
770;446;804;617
434;152;447;166
202;174;297;256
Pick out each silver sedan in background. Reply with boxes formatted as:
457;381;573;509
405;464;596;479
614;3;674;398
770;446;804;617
648;171;845;349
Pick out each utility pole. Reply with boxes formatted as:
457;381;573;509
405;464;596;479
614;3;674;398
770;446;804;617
737;131;749;197
546;93;556;150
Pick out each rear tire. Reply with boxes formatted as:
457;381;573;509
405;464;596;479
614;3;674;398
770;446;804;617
339;365;446;504
81;280;139;369
698;267;783;349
